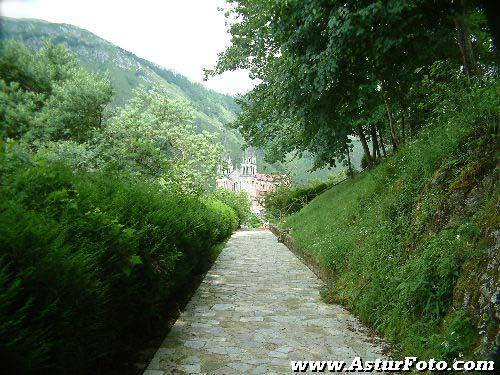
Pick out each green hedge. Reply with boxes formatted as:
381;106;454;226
0;160;238;374
207;188;250;225
265;172;346;221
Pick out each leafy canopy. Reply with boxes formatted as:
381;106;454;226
209;0;493;169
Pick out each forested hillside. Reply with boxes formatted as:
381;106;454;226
213;0;499;363
0;17;242;152
0;16;346;182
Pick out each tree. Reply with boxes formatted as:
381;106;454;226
94;88;224;193
0;80;42;139
0;39;224;194
34;68;113;142
209;0;489;171
0;40;112;143
0;40;77;95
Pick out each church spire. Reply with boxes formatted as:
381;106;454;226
241;147;256;176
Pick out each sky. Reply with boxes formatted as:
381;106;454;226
0;0;254;95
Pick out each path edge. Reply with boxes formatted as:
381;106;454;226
269;224;394;357
268;224;333;283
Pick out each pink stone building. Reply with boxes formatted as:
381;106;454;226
216;148;290;215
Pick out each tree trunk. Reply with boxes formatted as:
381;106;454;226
401;109;406;144
454;0;476;77
357;125;373;169
346;146;353;177
377;125;387;157
384;97;399;151
402;97;412;138
370;124;381;160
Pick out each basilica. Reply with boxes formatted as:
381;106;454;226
216;148;289;215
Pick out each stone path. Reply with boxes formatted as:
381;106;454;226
144;230;385;374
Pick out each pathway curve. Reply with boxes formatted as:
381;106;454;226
144;230;385;374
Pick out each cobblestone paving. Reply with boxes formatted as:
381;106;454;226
144;230;385;374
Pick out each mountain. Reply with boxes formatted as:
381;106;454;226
0;17;243;153
0;17;355;182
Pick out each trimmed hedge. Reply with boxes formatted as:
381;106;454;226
207;188;262;227
0;160;238;374
207;188;251;225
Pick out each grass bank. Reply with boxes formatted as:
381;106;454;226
282;82;499;361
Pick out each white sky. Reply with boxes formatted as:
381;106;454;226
0;0;253;95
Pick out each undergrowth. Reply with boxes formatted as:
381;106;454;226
265;171;347;221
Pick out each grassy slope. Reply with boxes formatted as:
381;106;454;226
284;83;499;360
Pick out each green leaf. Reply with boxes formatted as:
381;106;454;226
129;255;142;266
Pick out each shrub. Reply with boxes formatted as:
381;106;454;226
265;171;346;221
244;212;263;228
0;159;238;374
0;39;238;374
207;188;251;225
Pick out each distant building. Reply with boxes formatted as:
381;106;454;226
216;148;290;215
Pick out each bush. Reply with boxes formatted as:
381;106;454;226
244;212;263;228
0;40;238;374
207;188;252;226
265;171;346;221
0;158;238;374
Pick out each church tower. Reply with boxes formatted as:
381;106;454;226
218;153;233;176
225;153;234;174
240;147;256;176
